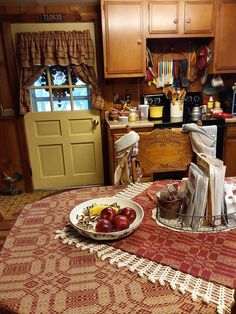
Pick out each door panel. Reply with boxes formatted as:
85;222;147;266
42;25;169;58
24;110;104;189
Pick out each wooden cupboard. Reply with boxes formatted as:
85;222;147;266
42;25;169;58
211;0;236;73
223;122;236;177
101;0;146;78
146;0;215;37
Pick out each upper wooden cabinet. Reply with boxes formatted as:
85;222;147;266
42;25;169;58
101;0;146;78
211;0;236;73
146;0;215;37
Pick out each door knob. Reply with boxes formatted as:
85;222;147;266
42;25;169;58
186;18;191;24
92;119;99;128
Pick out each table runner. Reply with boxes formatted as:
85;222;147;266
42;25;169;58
55;180;236;314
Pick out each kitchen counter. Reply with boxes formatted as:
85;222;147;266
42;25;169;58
106;118;154;130
225;116;236;123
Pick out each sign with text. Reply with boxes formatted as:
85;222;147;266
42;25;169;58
39;13;66;22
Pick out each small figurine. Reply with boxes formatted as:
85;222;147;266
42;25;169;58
0;171;23;195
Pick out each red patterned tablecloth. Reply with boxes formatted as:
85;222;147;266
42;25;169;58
0;181;235;314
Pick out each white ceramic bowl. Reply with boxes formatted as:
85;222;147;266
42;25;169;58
118;116;129;123
70;197;144;241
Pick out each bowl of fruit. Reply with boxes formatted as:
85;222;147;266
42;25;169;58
69;197;144;240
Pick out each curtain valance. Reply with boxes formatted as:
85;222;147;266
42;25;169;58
17;30;104;113
17;30;94;67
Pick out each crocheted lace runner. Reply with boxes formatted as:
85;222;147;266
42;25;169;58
55;182;234;314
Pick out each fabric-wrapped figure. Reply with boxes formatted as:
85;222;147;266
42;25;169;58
114;130;141;185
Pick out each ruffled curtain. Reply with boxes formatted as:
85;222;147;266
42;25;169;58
17;30;104;114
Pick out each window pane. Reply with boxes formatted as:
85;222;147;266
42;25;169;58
74;99;89;110
52;88;70;99
54;101;71;111
34;89;50;97
50;66;68;86
72;87;88;97
30;66;91;112
74;78;86;86
34;69;47;86
34;101;51;112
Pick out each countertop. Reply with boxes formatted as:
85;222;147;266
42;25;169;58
106;116;236;129
106;118;154;129
225;116;236;123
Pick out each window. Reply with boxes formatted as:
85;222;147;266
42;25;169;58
30;66;90;112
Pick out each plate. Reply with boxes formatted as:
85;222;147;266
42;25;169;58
212;112;233;119
69;197;144;241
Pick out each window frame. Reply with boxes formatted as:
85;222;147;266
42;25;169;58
30;65;91;112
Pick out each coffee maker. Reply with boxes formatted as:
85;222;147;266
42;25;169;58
143;93;169;121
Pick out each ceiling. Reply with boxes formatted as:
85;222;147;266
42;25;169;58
0;0;99;6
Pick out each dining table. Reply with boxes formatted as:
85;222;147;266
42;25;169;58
0;178;235;314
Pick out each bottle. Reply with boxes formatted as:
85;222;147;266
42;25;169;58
129;109;136;122
207;96;214;115
213;101;223;115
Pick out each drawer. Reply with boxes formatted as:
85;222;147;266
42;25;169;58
225;126;236;138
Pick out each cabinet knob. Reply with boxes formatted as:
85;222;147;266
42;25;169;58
186;18;191;24
173;18;178;24
137;39;142;45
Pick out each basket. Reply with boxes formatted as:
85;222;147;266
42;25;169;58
157;191;184;220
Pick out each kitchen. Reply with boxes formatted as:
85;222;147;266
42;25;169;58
0;2;236;313
0;0;236;192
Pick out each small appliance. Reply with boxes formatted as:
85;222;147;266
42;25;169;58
143;93;169;120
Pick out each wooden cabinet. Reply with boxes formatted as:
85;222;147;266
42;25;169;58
223;123;236;177
146;0;215;37
101;0;146;78
211;0;236;73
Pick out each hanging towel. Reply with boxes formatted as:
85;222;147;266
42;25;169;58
182;123;217;157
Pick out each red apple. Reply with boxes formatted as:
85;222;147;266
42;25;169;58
95;219;113;233
100;207;117;221
118;207;136;223
113;215;130;231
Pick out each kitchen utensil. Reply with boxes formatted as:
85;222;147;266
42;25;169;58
172;60;179;88
169;60;174;85
189;104;202;121
156;61;161;88
181;59;189;88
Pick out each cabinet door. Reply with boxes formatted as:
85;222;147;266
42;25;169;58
184;0;215;35
224;125;236;177
213;0;236;72
148;1;179;34
101;0;145;78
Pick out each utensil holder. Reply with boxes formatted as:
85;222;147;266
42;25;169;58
170;100;184;118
